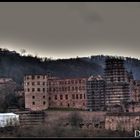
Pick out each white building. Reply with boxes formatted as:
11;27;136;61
0;113;19;127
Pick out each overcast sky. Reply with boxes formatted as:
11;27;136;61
0;2;140;59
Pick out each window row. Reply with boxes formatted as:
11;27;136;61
32;95;45;99
25;81;46;86
32;101;46;105
54;94;86;100
25;80;86;85
26;75;46;80
25;82;86;86
26;88;46;92
48;80;86;85
49;86;85;92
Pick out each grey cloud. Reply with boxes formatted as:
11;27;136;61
69;3;103;23
0;2;139;59
81;11;102;23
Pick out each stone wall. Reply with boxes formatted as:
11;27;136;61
16;111;45;127
16;110;140;132
44;111;106;129
105;112;140;132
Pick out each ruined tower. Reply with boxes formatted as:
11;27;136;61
104;56;131;108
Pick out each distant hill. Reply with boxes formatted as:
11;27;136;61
0;48;140;86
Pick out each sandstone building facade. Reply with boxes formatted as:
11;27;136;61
24;74;87;111
48;77;87;110
24;75;49;111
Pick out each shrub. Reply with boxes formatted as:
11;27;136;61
68;112;83;128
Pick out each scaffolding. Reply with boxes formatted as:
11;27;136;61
104;57;131;108
86;75;105;111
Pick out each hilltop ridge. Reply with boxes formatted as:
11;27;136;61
0;48;140;85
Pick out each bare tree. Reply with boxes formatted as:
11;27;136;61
20;49;26;56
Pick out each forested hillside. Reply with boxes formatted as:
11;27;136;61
0;48;140;85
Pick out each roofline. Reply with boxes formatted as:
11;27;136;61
24;73;51;76
24;74;88;80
